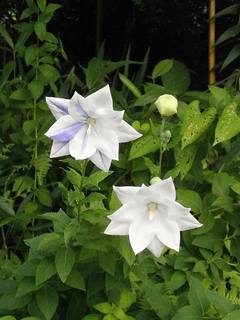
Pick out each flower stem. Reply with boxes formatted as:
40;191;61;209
77;160;88;223
159;117;166;177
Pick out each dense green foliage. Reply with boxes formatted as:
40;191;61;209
1;1;240;319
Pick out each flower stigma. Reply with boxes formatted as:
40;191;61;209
147;202;159;221
86;117;96;134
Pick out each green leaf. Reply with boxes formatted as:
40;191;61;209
177;189;203;214
161;60;190;94
99;253;116;276
23;120;37;136
25;45;39;66
0;317;16;320
55;246;75;282
39;64;60;82
0;23;14;48
36;286;58;320
175;144;198;179
65;266;85;290
16;277;37;297
10;88;30;100
216;25;240;45
0;61;15;88
152;59;173;79
34;21;46;41
181;101;217;149
222;44;240;70
143;157;159;177
37;0;46;11
0;197;15;216
83;171;112;189
223;310;240;320
172;306;200;320
168;271;186;292
38;233;63;252
36;258;56;286
119;73;141;98
66;168;82;188
20;7;35;20
119;290;136;309
129;135;159;160
82;315;101;320
94;302;113;314
188;277;209;315
214;102;240;145
145;284;172;318
28;80;44;100
36;187;52;207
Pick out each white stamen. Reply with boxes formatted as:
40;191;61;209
147;202;158;220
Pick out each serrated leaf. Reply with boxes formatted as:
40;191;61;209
55;246;75;282
181;101;217;148
168;271;186;292
36;286;58;320
129;135;159;160
36;258;56;286
214;102;240;145
83;171;112;188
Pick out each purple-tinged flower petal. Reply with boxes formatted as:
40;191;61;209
89;151;112;172
50;140;69;158
69;92;89;120
69;124;96;159
117;120;142;143
45;115;81;142
46;97;69;119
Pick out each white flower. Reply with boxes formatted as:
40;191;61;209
155;94;178;117
104;178;202;257
45;85;142;171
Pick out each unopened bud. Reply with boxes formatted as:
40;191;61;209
161;130;172;144
150;177;162;185
155;94;178;117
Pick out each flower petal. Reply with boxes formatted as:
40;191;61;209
155;217;180;251
69;92;89;120
46;96;69;119
149;177;176;201
147;237;165;257
89;151;112;172
50;140;69;158
104;221;129;235
69;124;96;159
95;110;123;129
45;115;82;142
108;202;144;223
93;125;119;160
85;84;113;111
113;185;141;204
117;120;142;143
129;218;155;254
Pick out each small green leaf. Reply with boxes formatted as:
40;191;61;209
119;73;141;98
65;266;85;290
36;258;56;286
83;171;112;189
0;317;16;320
175;144;198;179
25;45;39;65
16;277;37;297
119;290;136;309
177;189;203;214
10;88;30;100
36;286;58;320
94;302;113;314
23;120;37;136
222;44;240;70
168;271;186;292
34;21;46;41
37;0;46;11
0;23;14;48
82;315;101;320
39;64;60;82
152;59;173;79
0;197;15;216
129;135;160;160
28;80;44;100
36;187;52;207
55;246;75;282
188;277;209;315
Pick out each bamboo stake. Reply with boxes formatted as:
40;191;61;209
209;0;216;84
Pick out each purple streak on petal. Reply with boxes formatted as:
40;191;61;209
49;98;69;114
51;141;68;157
51;123;83;142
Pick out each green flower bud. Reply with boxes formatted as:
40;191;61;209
155;94;178;117
150;177;162;185
161;130;172;144
141;123;150;133
132;120;141;130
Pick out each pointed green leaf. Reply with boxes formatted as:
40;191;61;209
55;246;75;282
36;286;58;320
36;258;56;286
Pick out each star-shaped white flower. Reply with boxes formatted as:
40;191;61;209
104;178;202;257
45;85;141;171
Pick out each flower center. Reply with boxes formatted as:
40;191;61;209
86;117;96;134
147;202;158;221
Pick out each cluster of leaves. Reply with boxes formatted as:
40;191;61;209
1;1;240;319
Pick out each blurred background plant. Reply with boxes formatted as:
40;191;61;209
1;0;240;319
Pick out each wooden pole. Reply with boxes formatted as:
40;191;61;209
209;0;216;84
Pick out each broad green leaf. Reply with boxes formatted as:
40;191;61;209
177;189;203;214
36;286;58;320
83;171;112;189
66;168;81;188
175;144;198;179
37;0;46;11
25;45;39;65
99;253;116;276
181;101;217;149
86;57;105;89
212;172;237;196
152;59;173;79
223;310;240;320
20;7;35;20
39;64;60;82
143;157;159;177
38;233;63;252
0;23;14;48
188;277;209;315
129;135;160;160
0;317;16;320
28;80;44;100
145;284;172;318
209;85;231;110
214;102;240;145
168;271;186;292
94;302;113;314
82;315;101;320
119;73;141;98
36;187;52;207
36;258;56;286
16;277;37;297
65;266;85;290
172;306;200;320
55;246;75;282
161;60;190;94
10;88;30;100
34;21;46;41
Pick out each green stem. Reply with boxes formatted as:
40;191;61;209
159;117;166;177
77;160;88;223
1;227;8;258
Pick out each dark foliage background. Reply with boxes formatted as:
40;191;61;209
0;0;236;88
